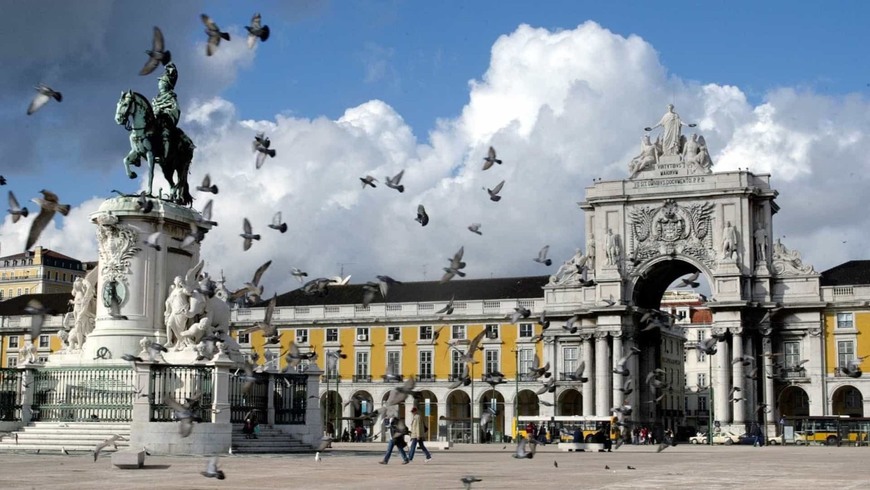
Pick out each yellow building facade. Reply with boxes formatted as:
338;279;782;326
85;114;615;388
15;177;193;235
0;247;88;300
0;293;69;367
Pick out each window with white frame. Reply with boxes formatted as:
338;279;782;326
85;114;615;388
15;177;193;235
39;335;49;348
295;328;309;344
485;324;499;339
38;356;48;364
387;326;401;341
326;328;339;343
698;396;707;411
697;330;704;342
356;351;369;376
837;312;854;329
562;346;578;376
451;350;464;377
419;351;433;379
452;324;466;340
356;327;369;341
519;323;533;338
697;373;707;388
237;332;250;344
386;350;401;377
697;350;706;362
784;341;800;369
485;350;500;374
518;349;534;377
8;336;18;349
838;341;855;370
7;357;17;368
419;325;433;340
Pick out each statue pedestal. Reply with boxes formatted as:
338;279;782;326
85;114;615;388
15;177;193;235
81;196;210;362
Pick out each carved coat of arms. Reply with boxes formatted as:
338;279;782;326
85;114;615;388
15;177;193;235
628;199;716;268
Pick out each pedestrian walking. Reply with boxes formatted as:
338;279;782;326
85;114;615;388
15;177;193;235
379;416;410;465
408;407;432;463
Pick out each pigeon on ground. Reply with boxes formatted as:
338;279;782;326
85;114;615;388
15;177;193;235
246;12;270;49
534;245;552;266
201;14;230;56
415;204;429;226
468;223;482;235
360;175;377;188
268;211;288;233
26;190;70;251
140;26;172;75
482;146;502;170
197;174;218;194
484;180;505;201
93;434;127;461
240;218;260;251
385;169;405;193
7;191;29;223
461;475;482;490
27;84;62;115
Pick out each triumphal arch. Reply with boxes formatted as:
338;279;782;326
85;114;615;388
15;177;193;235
542;104;822;432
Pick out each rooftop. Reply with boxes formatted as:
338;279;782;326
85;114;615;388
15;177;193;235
820;260;870;287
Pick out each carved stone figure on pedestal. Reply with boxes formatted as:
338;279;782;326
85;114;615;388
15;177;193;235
19;341;38;364
644;104;696;155
67;269;98;351
721;221;739;262
164;276;192;349
586;233;596;270
771;238;816;275
548;248;587;286
683;133;714;174
605;228;621;266
754;224;769;263
628;135;661;178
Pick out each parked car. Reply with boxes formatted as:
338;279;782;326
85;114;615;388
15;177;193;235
767;435;783;445
737;433;764;445
689;430;741;445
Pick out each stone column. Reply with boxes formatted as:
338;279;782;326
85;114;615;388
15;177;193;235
19;366;36;424
304;367;324;445
731;329;745;425
266;375;277;426
762;333;776;428
713;329;731;424
581;335;594;416
211;358;233;425
611;332;624;408
626;335;640;414
595;332;611;416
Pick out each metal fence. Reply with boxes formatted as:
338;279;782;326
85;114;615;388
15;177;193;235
31;367;135;422
274;373;307;424
149;365;214;423
0;368;22;421
229;370;268;423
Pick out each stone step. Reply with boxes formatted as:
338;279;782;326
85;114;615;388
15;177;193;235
230;446;311;454
0;442;129;452
12;434;133;443
22;427;131;434
0;422;133;453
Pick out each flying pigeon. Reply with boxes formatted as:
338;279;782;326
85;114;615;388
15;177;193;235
197;174;218;194
385;169;405;193
484;180;505;201
240;218;260;251
26;190;70;252
140;26;172;75
136;191;153;213
201;14;230;56
533;245;552;266
7;191;29;223
468;223;482;235
291;267;308;283
144;231;162;251
246;13;270;49
268;211;288;233
27;84;62;115
482;146;502;171
416;204;429;226
679;271;700;288
253;133;276;169
360;175;378;188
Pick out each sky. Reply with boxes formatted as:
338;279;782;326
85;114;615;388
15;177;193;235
1;0;870;297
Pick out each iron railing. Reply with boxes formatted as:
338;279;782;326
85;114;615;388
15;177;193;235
0;368;22;421
31;367;135;422
228;370;268;423
416;374;436;382
150;365;214;423
274;373;307;425
352;375;372;383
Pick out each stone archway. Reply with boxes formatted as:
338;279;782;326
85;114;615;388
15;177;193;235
832;385;864;417
558;388;582;416
779;386;810;417
412;390;439;441
516;389;540;417
320;390;342;436
480;390;505;443
629;256;711;310
446;390;471;443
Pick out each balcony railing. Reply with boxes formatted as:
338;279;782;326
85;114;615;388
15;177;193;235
320;374;341;383
416;374;436;382
381;375;404;383
352;375;372;383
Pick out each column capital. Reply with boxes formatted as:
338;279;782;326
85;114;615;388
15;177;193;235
610;330;624;339
580;333;593;341
760;324;773;337
729;327;743;336
594;331;610;340
807;327;822;337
